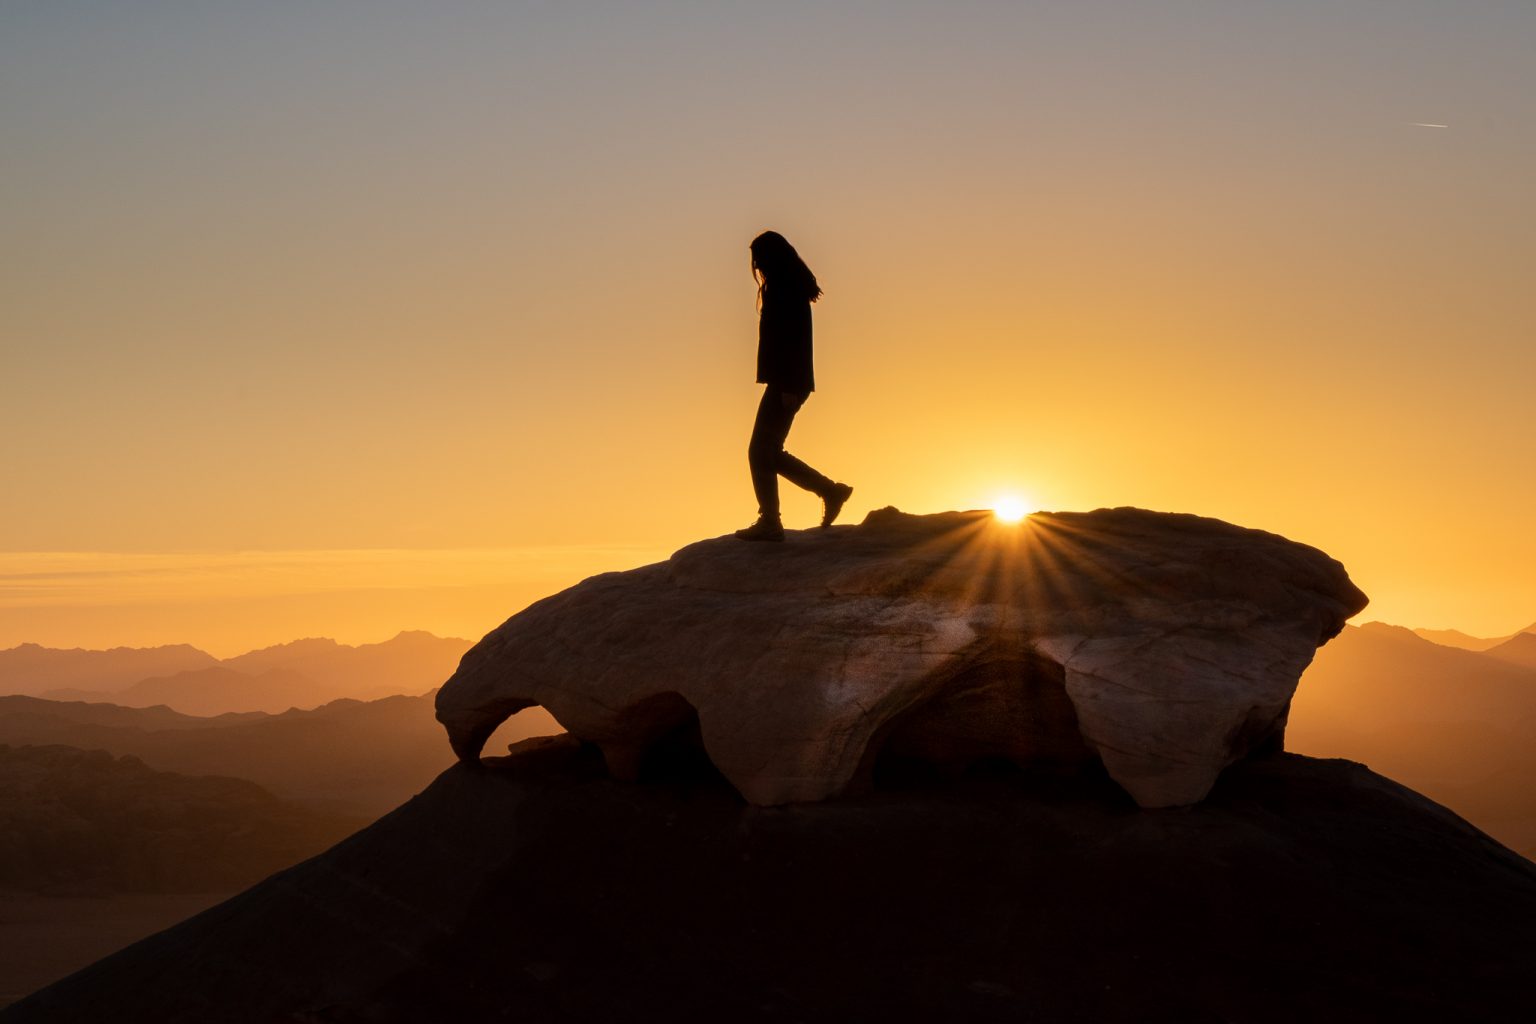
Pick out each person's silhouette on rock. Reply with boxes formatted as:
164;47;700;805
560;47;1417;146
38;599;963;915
735;231;853;542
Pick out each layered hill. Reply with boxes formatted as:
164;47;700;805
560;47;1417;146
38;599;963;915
1414;622;1535;652
43;667;331;717
4;743;1532;1023
30;631;471;716
0;645;216;697
0;693;559;817
0;744;362;895
217;632;468;693
1485;630;1536;671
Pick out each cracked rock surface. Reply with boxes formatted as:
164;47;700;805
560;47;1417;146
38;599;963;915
436;507;1367;807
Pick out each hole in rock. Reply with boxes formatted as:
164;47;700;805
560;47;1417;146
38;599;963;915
635;713;728;786
1227;699;1289;758
604;692;731;788
866;653;1100;792
487;704;566;755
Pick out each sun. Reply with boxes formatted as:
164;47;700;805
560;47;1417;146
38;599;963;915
992;495;1029;524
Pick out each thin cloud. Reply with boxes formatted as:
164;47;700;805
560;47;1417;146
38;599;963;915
0;547;669;608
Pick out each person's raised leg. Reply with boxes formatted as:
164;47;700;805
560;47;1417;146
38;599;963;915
769;394;852;528
778;454;853;528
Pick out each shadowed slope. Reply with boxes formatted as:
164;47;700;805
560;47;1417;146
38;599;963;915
5;742;1532;1023
1485;630;1536;671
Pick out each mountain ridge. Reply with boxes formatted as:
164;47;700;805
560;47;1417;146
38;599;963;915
0;692;558;817
5;632;472;717
1483;630;1536;671
1413;621;1536;651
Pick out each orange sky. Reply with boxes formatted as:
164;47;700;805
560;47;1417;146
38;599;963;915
3;3;1533;655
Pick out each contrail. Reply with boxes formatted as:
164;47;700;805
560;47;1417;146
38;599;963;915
1410;122;1450;128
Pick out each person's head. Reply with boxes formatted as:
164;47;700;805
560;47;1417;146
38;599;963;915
750;231;822;303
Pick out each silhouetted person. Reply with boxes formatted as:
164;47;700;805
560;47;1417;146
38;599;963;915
735;231;853;542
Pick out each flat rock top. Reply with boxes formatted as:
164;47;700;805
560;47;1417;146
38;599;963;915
667;506;1362;616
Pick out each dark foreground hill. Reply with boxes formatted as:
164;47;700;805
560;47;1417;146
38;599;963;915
7;741;1533;1024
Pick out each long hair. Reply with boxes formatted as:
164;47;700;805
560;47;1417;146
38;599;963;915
751;230;822;307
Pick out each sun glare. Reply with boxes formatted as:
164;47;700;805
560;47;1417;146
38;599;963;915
992;495;1029;524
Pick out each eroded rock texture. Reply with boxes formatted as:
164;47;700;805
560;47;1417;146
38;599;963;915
436;508;1367;807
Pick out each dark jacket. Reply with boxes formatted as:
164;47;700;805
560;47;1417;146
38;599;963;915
755;285;815;393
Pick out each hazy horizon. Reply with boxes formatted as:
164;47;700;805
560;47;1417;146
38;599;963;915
3;523;1535;658
0;544;668;657
1;560;1531;662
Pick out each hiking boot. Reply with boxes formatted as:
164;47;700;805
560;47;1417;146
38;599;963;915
820;483;854;528
734;517;785;542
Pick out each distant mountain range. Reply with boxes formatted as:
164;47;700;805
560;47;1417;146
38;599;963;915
0;693;559;818
1;621;1532;854
0;632;472;716
1411;621;1536;652
1288;620;1536;859
0;630;559;830
0;644;217;695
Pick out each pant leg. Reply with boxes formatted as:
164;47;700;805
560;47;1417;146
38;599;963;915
748;387;794;518
775;392;836;496
777;450;836;498
748;388;835;518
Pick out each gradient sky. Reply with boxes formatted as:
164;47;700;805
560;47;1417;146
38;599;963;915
3;1;1533;654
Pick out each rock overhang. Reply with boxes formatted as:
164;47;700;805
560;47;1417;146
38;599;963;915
436;507;1368;808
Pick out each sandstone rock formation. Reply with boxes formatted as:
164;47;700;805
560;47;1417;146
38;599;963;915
436;507;1368;808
